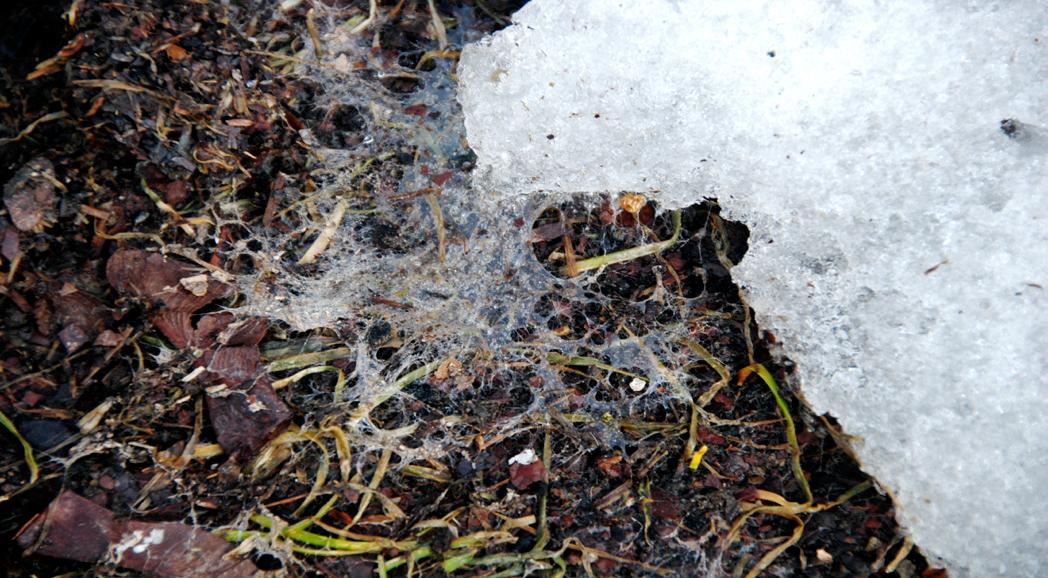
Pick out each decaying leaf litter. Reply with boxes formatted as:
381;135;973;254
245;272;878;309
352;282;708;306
0;1;945;576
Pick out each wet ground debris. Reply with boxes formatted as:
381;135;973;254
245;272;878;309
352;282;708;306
0;0;941;576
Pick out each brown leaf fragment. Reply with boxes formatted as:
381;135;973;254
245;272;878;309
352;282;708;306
106;249;228;312
3;157;58;232
43;289;110;350
16;490;258;578
222;317;269;347
193;312;235;347
207;377;292;458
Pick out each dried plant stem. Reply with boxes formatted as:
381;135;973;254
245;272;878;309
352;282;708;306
563;210;681;276
425;193;446;263
299;199;347;264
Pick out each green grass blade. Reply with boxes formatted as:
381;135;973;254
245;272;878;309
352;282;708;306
0;409;38;485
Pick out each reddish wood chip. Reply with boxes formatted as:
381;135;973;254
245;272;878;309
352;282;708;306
165;43;188;61
202;346;261;386
158;179;189;205
106;249;228;312
1;226;20;261
509;459;547;490
16;490;258;578
529;222;569;243
15;490;116;562
404;103;427;116
3;157;57;232
596;453;627;478
431;171;454;186
650;488;683;521
153;310;195;348
58;324;90;352
206;376;292;458
94;329;126;347
195;314;268;348
51;290;109;333
115;520;259;578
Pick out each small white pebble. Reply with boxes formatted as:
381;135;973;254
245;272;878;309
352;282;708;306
628;377;646;392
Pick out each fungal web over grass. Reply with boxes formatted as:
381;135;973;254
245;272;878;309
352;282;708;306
212;4;907;576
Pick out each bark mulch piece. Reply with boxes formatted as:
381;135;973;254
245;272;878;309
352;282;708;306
2;157;57;232
106;248;290;455
15;490;259;578
206;375;292;459
106;249;229;313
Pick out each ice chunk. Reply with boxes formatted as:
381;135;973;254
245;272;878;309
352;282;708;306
459;1;1048;576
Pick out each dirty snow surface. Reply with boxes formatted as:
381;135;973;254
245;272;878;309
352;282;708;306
458;1;1048;576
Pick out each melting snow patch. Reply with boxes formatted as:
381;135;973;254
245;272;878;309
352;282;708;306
458;1;1048;576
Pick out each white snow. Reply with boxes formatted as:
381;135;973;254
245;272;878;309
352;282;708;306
458;1;1048;576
